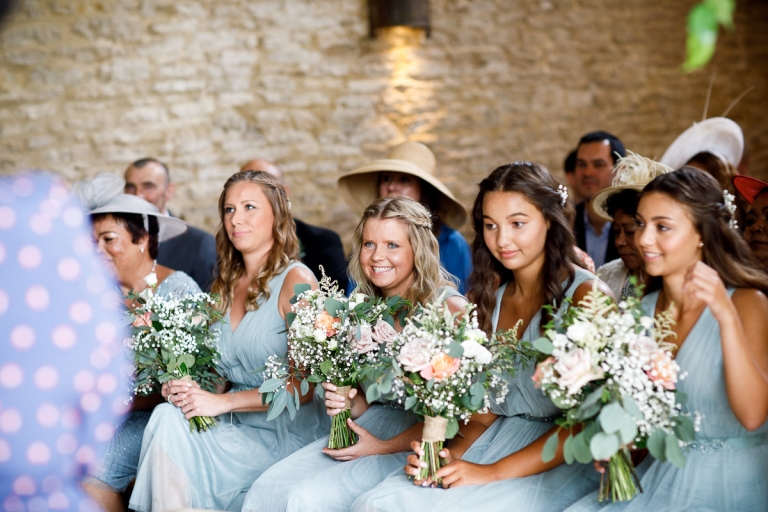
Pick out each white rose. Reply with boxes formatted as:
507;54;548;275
566;323;588;343
639;316;654;330
553;348;604;395
313;328;327;343
138;286;154;301
143;272;158;287
465;328;488;344
461;338;492;364
327;338;338;350
398;337;431;372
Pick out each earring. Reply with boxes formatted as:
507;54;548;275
698;242;703;248
140;246;145;254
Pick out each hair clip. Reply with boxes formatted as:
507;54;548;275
723;190;738;230
557;184;569;207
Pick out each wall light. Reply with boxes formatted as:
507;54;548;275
368;0;430;38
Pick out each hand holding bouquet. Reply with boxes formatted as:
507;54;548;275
127;289;224;433
532;282;700;502
260;273;409;449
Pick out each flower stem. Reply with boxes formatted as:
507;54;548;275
417;441;445;484
598;449;641;502
327;409;356;449
188;415;219;433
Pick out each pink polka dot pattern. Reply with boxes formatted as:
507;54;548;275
89;348;111;369
73;371;95;393
18;245;43;270
13;176;34;197
74;445;95;465
33;366;59;390
48;492;69;510
57;257;80;281
0;289;9;315
27;442;51;465
96;373;117;394
94;422;114;442
51;325;76;349
72;233;93;256
25;285;50;311
0;439;11;461
0;409;23;433
41;475;62;494
60;409;81;430
29;213;52;235
0;206;16;229
3;495;23;512
0;243;6;264
55;434;77;454
12;475;36;495
68;301;92;324
112;397;131;416
36;403;59;428
80;393;101;413
95;322;117;345
28;496;46;512
86;274;107;294
0;363;24;388
10;325;35;350
62;207;83;228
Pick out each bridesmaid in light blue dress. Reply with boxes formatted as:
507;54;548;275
354;162;611;512
129;171;329;512
243;197;467;512
565;167;768;511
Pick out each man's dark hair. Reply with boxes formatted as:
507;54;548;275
564;149;578;174
577;131;626;165
131;157;170;182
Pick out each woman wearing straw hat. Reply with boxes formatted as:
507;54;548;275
590;153;673;301
338;141;472;294
73;174;201;512
733;175;768;270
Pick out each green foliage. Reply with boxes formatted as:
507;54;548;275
683;0;736;73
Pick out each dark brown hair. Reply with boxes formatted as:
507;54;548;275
641;166;768;294
468;162;582;333
91;212;159;259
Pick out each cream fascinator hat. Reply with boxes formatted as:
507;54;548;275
660;117;744;170
71;173;187;242
590;152;674;222
337;141;467;229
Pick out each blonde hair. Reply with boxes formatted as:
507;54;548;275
349;197;456;306
211;171;299;312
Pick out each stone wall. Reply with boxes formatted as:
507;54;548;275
1;0;767;250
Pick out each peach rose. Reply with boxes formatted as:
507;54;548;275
314;311;340;336
132;311;153;328
371;318;398;345
532;356;556;388
647;351;678;390
420;353;461;382
553;348;604;395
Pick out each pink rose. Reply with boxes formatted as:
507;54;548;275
132;311;153;328
352;323;378;354
371;318;398;345
646;352;678;390
553;348;604;395
630;336;661;359
420;353;461;382
532;356;556;388
398;338;432;373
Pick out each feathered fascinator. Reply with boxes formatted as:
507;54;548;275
71;173;187;242
590;151;673;221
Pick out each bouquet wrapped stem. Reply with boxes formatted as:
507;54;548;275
328;385;356;449
418;416;448;482
599;449;642;502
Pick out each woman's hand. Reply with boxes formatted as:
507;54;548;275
321;419;386;461
165;379;231;419
404;440;434;486
161;378;200;401
435;457;497;488
683;261;734;322
322;382;369;420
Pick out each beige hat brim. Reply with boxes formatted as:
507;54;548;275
660;117;744;170
590;185;644;222
337;158;467;229
90;195;188;242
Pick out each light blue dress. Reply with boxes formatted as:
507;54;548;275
352;268;602;512
565;288;768;512
87;270;200;492
242;287;464;512
128;262;329;512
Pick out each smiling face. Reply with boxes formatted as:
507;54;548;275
575;141;614;201
482;191;549;274
92;215;147;283
745;191;768;268
222;181;275;257
378;172;422;202
635;192;702;278
612;209;642;272
359;217;416;297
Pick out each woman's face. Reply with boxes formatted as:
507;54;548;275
612;209;642;272
92;215;147;282
223;181;275;256
744;191;768;268
635;192;702;278
378;172;422;202
359;218;416;298
482;191;549;274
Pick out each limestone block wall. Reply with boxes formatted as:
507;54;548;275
1;0;767;251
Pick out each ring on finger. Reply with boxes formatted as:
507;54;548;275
167;394;174;405
183;399;188;406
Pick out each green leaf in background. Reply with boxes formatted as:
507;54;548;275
621;395;644;419
178;354;195;370
542;431;560;462
532;337;554;355
324;297;345;317
683;0;735;73
320;359;333;376
647;428;667;462
445;417;460;439
673;415;696;443
405;395;418;410
293;283;312;296
571;431;593;464
705;0;735;27
285;388;296;420
563;433;575;464
300;379;309;396
259;378;285;394
589;432;620;461
266;390;288;421
598;402;638;445
366;383;381;403
286;312;297;326
445;340;464;358
665;432;687;468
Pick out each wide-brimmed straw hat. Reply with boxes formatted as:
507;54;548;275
71;173;187;242
733;175;768;205
660;117;744;170
337;141;467;229
590;151;674;221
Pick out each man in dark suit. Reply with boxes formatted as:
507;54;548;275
239;159;349;291
572;131;626;269
124;158;217;291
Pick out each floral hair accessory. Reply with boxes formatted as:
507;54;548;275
722;189;738;230
557;184;569;207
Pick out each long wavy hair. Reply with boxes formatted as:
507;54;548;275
468;162;583;333
349;197;456;307
211;171;299;313
641;166;768;294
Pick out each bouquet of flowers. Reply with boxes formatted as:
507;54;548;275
362;302;537;484
127;288;224;433
259;274;409;449
532;282;699;502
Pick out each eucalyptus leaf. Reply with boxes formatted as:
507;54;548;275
445;417;460;440
293;283;312;296
320;359;333;376
445;341;464;358
563;434;575;465
258;378;285;394
647;428;667;462
404;395;417;410
590;432;620;461
324;298;345;317
572;431;594;464
665;432;687;468
673;416;696;443
266;390;288;421
542;431;560;463
621;395;644;419
300;379;309;396
286;312;297;326
366;384;381;403
285;389;296;420
532;337;554;355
